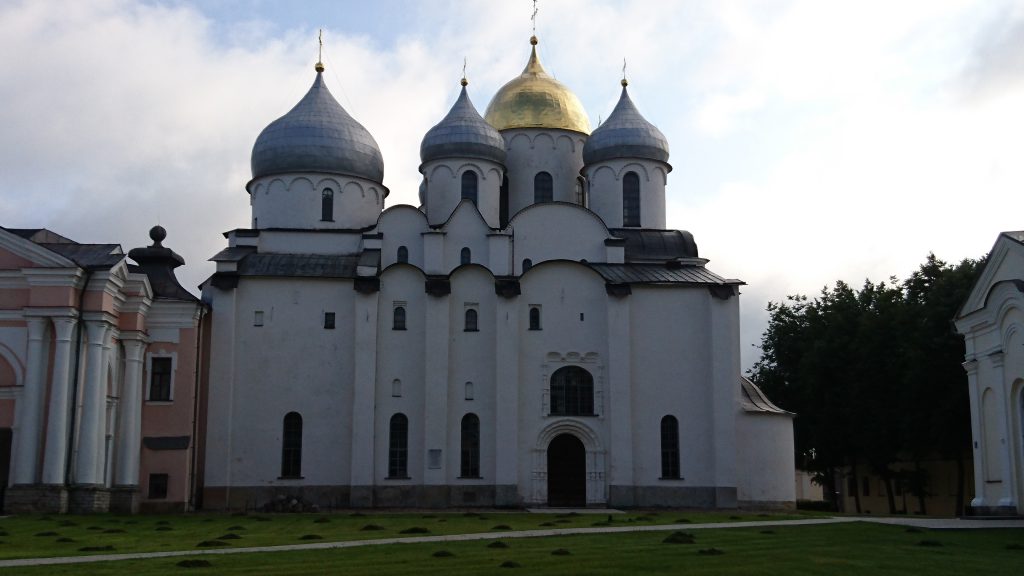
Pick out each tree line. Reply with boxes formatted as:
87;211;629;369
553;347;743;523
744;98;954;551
750;254;984;515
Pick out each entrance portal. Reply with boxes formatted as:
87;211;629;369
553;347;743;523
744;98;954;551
547;433;586;507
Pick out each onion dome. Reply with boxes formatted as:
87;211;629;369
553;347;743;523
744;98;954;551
251;67;384;183
421;79;506;165
484;36;590;134
583;80;669;166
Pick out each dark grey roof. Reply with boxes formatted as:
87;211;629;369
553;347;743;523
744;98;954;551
209;246;257;262
740;377;792;415
237;253;360;278
583;85;670;166
587;263;736;285
6;228;76;244
40;243;123;269
610;228;698;261
421;85;506;165
251;72;384;183
1003;230;1024;245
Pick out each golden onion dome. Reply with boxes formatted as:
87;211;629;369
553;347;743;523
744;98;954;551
484;36;591;134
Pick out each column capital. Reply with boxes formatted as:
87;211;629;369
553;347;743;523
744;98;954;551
121;338;147;362
84;319;110;344
962;358;979;375
51;316;78;341
25;316;48;340
988;349;1005;369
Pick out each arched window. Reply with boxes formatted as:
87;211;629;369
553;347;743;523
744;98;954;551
388;413;409;478
460;247;471;265
393;306;406;330
522;258;532;273
575;176;586;206
391;379;402;397
499;174;510;228
529;306;541;331
534;171;553;203
321;189;334;222
461;171;478;205
396;246;408;263
281;412;302;478
550;366;594;416
660;415;680;478
460;413;480;478
464;308;478;332
622;172;640;227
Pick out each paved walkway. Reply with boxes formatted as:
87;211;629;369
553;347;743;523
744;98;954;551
0;516;1021;569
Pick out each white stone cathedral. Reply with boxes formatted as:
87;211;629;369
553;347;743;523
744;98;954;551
199;36;795;509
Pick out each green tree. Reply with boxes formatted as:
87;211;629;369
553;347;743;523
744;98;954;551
751;255;982;514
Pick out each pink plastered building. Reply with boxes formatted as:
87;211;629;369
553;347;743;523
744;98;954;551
0;226;205;513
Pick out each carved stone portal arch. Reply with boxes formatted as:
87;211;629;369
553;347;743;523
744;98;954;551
530;419;606;506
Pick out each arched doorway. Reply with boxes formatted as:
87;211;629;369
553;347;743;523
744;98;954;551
547;433;586;507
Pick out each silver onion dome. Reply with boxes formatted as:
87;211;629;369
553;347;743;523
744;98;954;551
251;70;384;183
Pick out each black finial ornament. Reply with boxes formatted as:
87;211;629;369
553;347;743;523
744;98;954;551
150;225;167;247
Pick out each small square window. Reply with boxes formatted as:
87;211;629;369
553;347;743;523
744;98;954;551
254;310;264;327
428;449;442;469
324;312;335;329
148;473;169;499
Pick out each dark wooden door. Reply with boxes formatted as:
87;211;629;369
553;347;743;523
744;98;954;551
547;434;586;507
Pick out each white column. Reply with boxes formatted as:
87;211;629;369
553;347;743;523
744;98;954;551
423;291;450;485
493;295;520;502
349;290;379;497
963;359;986;509
115;338;146;487
74;320;109;485
11;317;49;484
990;352;1017;508
41;316;78;485
606;294;633;495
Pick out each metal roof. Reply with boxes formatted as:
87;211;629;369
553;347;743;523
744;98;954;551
739;377;792;415
587;263;735;285
209;246;257;262
421;85;506;165
610;228;699;261
237;253;360;278
583;85;669;166
251;71;384;183
40;243;123;269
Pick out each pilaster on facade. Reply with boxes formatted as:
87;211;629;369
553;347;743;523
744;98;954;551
74;319;112;486
115;334;148;488
350;290;379;504
963;357;988;509
605;293;633;488
41;315;79;485
11;316;49;485
422;288;450;486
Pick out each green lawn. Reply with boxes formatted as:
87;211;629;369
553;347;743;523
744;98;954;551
0;510;812;560
1;512;1022;575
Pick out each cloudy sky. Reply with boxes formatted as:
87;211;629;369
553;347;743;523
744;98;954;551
2;0;1022;369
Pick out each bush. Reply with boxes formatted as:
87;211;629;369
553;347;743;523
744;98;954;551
400;527;429;534
432;550;454;557
663;532;695;544
487;541;509;549
176;559;212;568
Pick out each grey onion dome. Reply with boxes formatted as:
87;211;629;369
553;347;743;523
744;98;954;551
251;71;384;183
420;85;506;166
583;84;670;166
